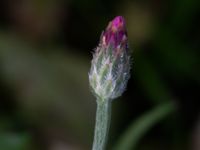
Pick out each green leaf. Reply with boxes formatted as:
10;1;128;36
0;133;31;150
112;101;176;150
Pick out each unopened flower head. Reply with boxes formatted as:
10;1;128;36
89;16;131;101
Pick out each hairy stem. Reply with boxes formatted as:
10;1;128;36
92;99;112;150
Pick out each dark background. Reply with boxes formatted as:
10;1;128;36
0;0;200;150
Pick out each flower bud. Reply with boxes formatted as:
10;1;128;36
89;16;131;101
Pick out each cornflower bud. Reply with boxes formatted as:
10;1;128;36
89;16;131;101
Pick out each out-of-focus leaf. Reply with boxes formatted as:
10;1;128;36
112;101;176;150
0;31;94;146
155;29;199;81
171;0;199;29
0;132;31;150
135;54;171;104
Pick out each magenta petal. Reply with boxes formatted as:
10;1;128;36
102;16;127;48
112;16;125;29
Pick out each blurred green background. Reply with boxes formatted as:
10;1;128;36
0;0;199;150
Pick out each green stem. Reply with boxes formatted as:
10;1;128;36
92;99;112;150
